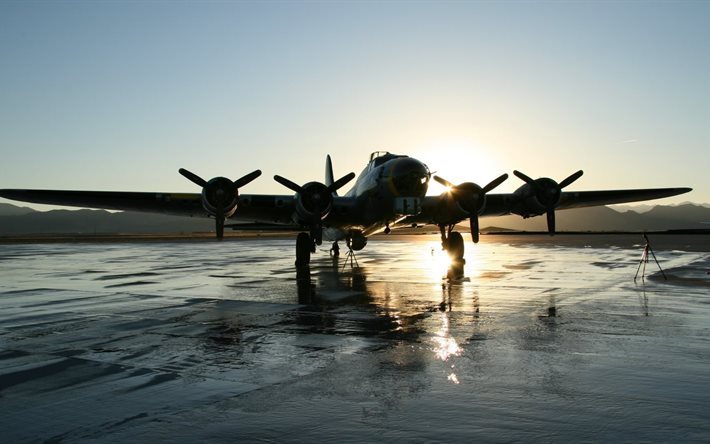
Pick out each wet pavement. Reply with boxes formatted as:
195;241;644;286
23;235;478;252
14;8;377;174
1;234;709;442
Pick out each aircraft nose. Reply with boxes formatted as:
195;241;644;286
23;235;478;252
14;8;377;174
390;158;430;197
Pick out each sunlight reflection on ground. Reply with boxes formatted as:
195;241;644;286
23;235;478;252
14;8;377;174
1;234;709;442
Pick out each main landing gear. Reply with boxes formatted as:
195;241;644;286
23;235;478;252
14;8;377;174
295;232;315;268
439;225;465;277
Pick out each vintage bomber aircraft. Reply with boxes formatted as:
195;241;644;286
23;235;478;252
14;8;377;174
0;151;692;267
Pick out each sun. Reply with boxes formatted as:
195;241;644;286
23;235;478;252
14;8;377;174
411;138;507;195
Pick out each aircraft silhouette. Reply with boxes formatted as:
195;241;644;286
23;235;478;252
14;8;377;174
0;151;691;267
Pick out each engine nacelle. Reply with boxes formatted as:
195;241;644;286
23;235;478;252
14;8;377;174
179;167;261;240
201;177;238;218
293;181;333;224
512;178;561;217
433;182;485;225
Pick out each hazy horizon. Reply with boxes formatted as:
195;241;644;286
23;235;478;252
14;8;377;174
3;199;710;215
3;199;709;237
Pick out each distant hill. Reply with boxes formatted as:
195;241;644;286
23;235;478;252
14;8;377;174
0;203;36;216
480;204;710;232
610;201;710;214
0;202;708;235
0;206;212;235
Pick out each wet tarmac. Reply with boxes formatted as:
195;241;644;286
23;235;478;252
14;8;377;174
1;234;709;442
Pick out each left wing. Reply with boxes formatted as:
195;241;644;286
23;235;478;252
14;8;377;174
485;187;693;215
411;186;692;235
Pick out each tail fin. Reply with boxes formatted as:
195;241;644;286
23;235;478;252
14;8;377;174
325;155;336;194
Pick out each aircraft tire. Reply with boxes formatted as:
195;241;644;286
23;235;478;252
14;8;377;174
447;231;465;263
296;232;311;267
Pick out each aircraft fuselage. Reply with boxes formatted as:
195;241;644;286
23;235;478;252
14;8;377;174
321;152;431;241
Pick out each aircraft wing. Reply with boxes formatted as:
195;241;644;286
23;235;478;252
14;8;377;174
0;189;207;216
0;189;298;223
225;222;304;231
484;187;693;215
554;188;694;210
413;186;692;224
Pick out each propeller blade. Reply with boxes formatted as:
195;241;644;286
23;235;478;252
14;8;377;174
325;155;335;188
513;170;535;185
482;173;509;194
433;175;455;189
216;207;225;240
233;169;262;189
179;168;208;187
546;208;556;235
470;216;480;243
273;175;303;194
328;172;356;193
559;170;584;189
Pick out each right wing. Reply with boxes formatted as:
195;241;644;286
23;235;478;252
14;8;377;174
1;189;207;217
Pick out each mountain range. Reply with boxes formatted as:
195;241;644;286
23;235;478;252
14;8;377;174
1;202;709;236
0;203;212;235
480;203;710;232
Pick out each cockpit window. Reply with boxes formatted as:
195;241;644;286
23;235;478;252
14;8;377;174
370;151;389;162
370;151;406;168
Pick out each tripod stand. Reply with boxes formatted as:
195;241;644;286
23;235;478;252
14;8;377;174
634;234;667;281
341;248;359;271
340;238;359;272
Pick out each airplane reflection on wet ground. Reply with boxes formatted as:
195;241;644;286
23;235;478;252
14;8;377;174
1;234;709;442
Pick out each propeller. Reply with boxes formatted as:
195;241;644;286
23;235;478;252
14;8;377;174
433;173;509;243
273;172;355;196
513;169;583;235
273;172;355;244
179;168;262;240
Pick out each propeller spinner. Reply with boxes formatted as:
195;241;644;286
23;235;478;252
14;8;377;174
179;168;262;240
434;173;508;243
513;169;583;235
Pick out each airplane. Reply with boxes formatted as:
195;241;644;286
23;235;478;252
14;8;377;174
0;151;692;268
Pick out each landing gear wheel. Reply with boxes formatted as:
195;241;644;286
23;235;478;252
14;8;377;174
446;231;465;278
296;232;311;267
447;231;465;264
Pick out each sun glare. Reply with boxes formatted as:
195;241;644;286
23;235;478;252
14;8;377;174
432;310;462;385
412;138;506;195
426;241;452;281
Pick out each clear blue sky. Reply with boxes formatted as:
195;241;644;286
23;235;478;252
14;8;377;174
1;1;708;210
